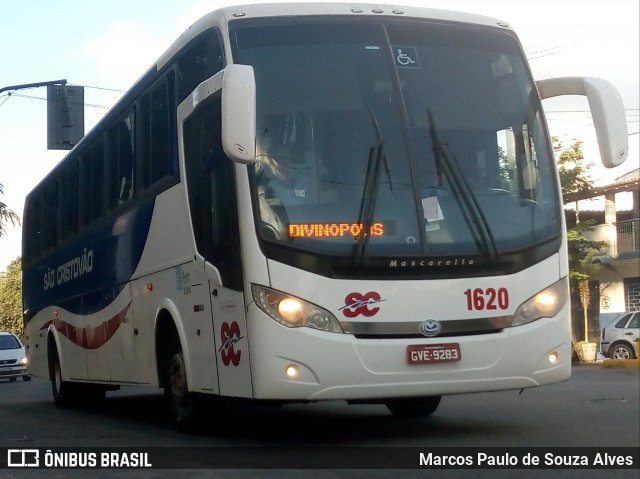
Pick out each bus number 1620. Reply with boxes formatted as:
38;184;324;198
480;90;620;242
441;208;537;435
464;287;509;311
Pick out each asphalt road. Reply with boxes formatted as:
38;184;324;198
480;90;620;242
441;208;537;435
0;364;638;479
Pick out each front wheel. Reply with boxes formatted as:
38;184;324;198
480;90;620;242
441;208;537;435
610;343;635;360
22;375;31;382
385;395;442;418
165;338;202;433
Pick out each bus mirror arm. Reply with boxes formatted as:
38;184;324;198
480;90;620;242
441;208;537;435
536;76;628;168
222;64;257;165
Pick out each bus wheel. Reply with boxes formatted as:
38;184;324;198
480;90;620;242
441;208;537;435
49;346;75;408
385;395;442;418
165;339;201;432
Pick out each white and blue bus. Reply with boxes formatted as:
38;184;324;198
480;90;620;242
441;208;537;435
23;3;628;430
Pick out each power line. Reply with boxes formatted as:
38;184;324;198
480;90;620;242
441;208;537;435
83;85;125;93
0;81;124;110
525;45;568;61
0;93;12;108
4;92;111;110
527;50;566;61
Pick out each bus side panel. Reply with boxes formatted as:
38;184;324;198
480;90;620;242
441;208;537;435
131;264;221;392
175;262;220;394
104;283;138;383
128;184;200;387
130;275;160;386
78;285;130;382
30;308;89;382
24;314;49;379
209;279;253;398
45;308;89;381
32;285;137;384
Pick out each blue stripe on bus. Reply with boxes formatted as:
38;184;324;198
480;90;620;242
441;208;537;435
23;199;155;320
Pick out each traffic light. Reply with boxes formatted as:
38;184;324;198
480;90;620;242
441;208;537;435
47;84;84;150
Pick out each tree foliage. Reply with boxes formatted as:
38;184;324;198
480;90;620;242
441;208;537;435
566;221;609;284
554;136;608;283
554;137;610;344
553;136;594;196
0;182;20;237
0;257;22;338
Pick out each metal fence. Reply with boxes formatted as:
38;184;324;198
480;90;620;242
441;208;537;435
616;219;640;254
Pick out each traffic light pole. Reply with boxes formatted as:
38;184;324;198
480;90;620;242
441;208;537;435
1;79;83;150
0;79;67;96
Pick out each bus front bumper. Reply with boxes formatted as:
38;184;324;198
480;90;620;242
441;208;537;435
247;303;571;401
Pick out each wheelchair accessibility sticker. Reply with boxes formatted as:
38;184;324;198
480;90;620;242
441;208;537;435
393;46;420;68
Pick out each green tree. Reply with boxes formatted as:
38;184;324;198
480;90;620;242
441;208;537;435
0;182;20;237
554;136;594;196
553;137;610;346
567;222;608;344
0;257;23;338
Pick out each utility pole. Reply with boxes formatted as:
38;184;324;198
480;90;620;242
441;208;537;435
1;79;84;150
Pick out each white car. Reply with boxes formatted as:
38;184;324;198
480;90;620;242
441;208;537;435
600;312;640;360
0;331;30;381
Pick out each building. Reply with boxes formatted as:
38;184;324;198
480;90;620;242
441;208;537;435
564;169;640;341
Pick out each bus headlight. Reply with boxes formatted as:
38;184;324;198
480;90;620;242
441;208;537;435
511;277;568;327
252;285;344;333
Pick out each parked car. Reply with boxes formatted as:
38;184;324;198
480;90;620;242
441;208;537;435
600;312;640;360
0;331;30;382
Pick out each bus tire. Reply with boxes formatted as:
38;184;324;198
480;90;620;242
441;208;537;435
22;375;32;382
165;336;201;433
385;395;442;418
49;346;76;409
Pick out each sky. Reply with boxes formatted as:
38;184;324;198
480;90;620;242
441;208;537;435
0;0;638;270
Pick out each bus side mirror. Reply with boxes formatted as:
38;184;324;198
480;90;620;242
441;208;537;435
536;77;628;168
222;64;257;164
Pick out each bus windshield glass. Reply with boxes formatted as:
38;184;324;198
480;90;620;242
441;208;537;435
232;19;560;260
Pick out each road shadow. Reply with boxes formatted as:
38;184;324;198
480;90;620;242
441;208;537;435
90;387;519;446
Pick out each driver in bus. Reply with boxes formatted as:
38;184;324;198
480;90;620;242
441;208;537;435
254;138;301;240
256;144;308;207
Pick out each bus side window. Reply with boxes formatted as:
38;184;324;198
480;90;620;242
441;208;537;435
176;28;224;102
79;151;92;228
91;139;105;222
140;75;175;190
61;161;79;239
24;195;42;262
79;138;105;228
107;111;135;210
41;181;58;253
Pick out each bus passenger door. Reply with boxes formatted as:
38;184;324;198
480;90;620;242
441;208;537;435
182;92;253;398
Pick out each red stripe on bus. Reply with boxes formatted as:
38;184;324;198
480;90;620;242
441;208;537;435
40;303;130;350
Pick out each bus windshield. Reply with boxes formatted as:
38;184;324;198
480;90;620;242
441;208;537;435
233;19;560;262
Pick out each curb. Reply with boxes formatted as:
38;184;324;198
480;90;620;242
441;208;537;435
601;359;640;369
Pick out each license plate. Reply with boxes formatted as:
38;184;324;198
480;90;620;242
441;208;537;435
407;343;461;364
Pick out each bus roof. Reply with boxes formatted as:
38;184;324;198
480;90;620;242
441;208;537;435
158;2;513;69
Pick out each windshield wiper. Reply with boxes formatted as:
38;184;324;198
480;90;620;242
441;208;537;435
427;109;499;260
352;105;392;264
